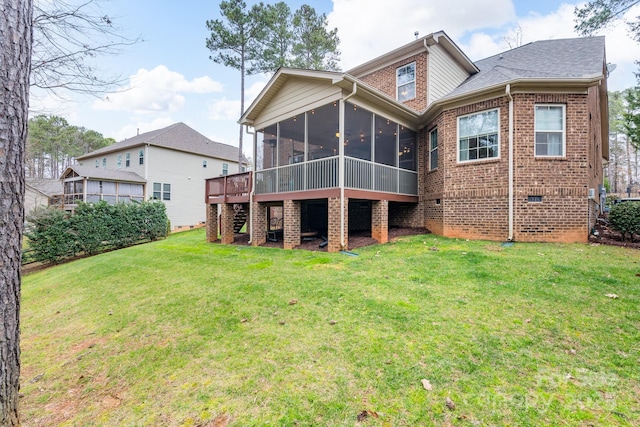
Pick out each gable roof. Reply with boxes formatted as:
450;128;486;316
61;165;146;183
241;34;607;131
441;36;606;101
25;178;63;196
239;68;421;127
347;30;478;77
77;122;246;163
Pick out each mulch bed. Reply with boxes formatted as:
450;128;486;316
588;217;640;249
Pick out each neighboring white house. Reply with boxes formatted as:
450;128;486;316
67;122;246;229
25;178;63;214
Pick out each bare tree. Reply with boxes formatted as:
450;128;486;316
31;0;140;98
0;0;33;424
504;24;525;49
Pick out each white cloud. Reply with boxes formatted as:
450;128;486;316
207;79;269;121
329;0;515;69
328;0;638;90
29;89;79;120
208;98;241;121
93;65;223;114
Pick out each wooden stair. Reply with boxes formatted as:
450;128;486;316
233;204;247;233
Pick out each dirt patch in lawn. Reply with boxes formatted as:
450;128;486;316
229;227;429;252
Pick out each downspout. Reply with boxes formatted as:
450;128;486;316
246;124;256;244
340;81;357;248
506;84;514;241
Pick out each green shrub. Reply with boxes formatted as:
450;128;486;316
25;201;169;264
25;207;76;264
608;202;640;241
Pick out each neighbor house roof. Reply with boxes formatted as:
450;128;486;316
25;178;63;196
62;165;146;183
77;122;247;164
441;37;606;101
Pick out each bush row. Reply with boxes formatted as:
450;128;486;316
25;201;169;264
608;202;640;241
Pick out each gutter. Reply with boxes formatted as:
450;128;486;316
339;81;358;249
506;84;514;241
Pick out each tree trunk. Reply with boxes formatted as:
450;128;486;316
238;46;245;173
0;0;33;425
626;135;632;194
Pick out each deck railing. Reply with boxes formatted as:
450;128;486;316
205;171;252;203
255;156;417;196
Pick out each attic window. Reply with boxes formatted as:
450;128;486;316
203;160;207;168
397;62;416;102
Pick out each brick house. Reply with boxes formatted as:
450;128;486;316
206;31;608;251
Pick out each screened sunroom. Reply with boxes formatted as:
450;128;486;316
254;100;418;197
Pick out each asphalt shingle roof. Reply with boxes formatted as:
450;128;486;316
64;165;146;183
77;122;245;163
25;178;63;196
443;36;606;100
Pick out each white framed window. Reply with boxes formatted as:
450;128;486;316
152;182;171;201
429;127;438;171
117;154;122;168
95;159;99;168
203;160;207;168
139;149;144;165
222;163;228;175
397;62;416;102
458;109;499;162
125;153;130;167
102;157;107;168
535;104;565;157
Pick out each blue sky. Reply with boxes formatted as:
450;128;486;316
30;0;640;159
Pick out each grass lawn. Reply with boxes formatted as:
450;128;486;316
20;229;640;426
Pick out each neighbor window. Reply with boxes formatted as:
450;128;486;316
153;182;161;200
153;182;171;201
535;105;565;157
397;62;416;102
429;127;438;170
117;154;122;168
203;160;207;168
139;149;144;165
458;109;499;162
222;163;228;175
125;153;130;167
102;157;106;168
95;159;99;168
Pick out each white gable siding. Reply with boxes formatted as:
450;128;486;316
428;44;470;105
25;188;49;214
146;146;239;228
78;146;146;176
256;77;341;128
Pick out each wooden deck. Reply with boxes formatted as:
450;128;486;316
205;172;252;204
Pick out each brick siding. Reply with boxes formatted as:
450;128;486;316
372;200;388;243
205;204;218;242
220;203;235;244
251;201;267;247
328;197;348;252
419;90;602;243
283;200;301;249
358;53;428;111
